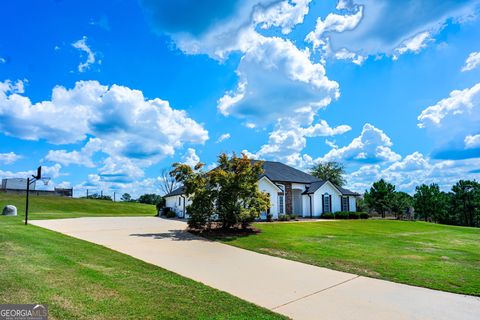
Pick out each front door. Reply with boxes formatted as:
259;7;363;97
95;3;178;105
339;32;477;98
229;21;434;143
292;190;302;215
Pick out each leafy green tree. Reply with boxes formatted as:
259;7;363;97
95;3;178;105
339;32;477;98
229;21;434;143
170;162;214;228
391;192;413;219
451;180;480;227
432;191;454;225
413;183;444;222
310;162;346;187
209;153;270;229
171;153;269;229
364;179;396;218
121;193;132;202
86;193;112;201
355;197;367;212
137;193;163;205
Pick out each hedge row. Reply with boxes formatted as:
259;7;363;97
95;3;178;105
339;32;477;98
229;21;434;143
322;212;369;220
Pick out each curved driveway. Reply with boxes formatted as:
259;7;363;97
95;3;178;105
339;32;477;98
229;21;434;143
31;217;480;320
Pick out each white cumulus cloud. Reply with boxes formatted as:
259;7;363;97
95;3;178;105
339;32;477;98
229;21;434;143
0;80;209;179
182;148;201;167
306;0;479;62
0;152;22;165
465;134;480;149
218;35;339;125
319;123;401;164
254;118;351;167
418;83;480;159
216;133;231;143
72;36;97;72
461;51;480;72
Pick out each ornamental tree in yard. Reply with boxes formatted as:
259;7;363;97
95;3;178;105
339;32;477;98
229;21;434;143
364;179;396;218
209;153;270;229
170;162;213;229
170;153;269;229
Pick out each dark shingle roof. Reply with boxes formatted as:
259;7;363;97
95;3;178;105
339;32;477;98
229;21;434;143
337;186;360;196
164;186;185;197
302;181;360;196
301;180;326;194
164;161;360;197
254;160;319;184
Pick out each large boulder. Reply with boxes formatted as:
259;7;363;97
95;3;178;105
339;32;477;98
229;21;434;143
2;205;17;216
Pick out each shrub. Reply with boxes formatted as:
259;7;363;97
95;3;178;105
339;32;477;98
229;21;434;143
165;210;177;219
289;214;298;220
163;207;176;218
321;212;335;219
335;211;349;219
266;213;273;222
359;212;370;219
349;212;360;219
278;214;290;221
156;201;165;215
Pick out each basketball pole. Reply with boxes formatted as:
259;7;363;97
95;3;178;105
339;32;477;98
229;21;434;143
25;177;30;225
25;166;43;226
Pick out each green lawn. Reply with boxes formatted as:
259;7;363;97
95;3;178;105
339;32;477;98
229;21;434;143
215;220;480;296
0;194;284;319
0;193;156;220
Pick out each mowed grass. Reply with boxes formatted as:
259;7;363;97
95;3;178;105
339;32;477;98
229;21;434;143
0;194;284;319
0;193;156;219
216;220;480;296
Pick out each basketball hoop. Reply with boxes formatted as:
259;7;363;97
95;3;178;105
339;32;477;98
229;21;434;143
41;177;51;186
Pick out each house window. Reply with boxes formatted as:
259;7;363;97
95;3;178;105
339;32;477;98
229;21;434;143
278;195;284;214
323;194;331;213
341;196;350;212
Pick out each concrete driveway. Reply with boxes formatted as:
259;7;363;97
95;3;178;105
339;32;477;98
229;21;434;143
31;217;480;320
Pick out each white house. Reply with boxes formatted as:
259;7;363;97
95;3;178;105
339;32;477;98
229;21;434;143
164;160;359;219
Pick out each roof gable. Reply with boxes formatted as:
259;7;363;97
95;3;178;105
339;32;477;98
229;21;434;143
254;160;319;184
303;180;360;196
164;186;185;198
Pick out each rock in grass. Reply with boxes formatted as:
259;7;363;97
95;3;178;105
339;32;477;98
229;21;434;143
2;205;17;216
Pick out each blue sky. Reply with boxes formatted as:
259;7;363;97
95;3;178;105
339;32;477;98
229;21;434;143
1;0;480;197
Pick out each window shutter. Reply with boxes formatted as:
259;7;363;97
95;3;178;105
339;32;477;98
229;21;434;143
329;195;332;213
347;197;350;211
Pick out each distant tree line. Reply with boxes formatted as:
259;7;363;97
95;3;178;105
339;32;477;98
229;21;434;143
362;179;480;227
84;192;165;207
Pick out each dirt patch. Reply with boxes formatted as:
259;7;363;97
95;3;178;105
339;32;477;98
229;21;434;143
258;248;292;258
50;294;82;317
79;263;115;275
401;254;425;260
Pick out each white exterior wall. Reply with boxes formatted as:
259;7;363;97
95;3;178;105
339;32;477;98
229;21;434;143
258;177;280;219
165;195;191;218
312;182;343;216
291;183;306;191
302;194;312;217
349;196;357;212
